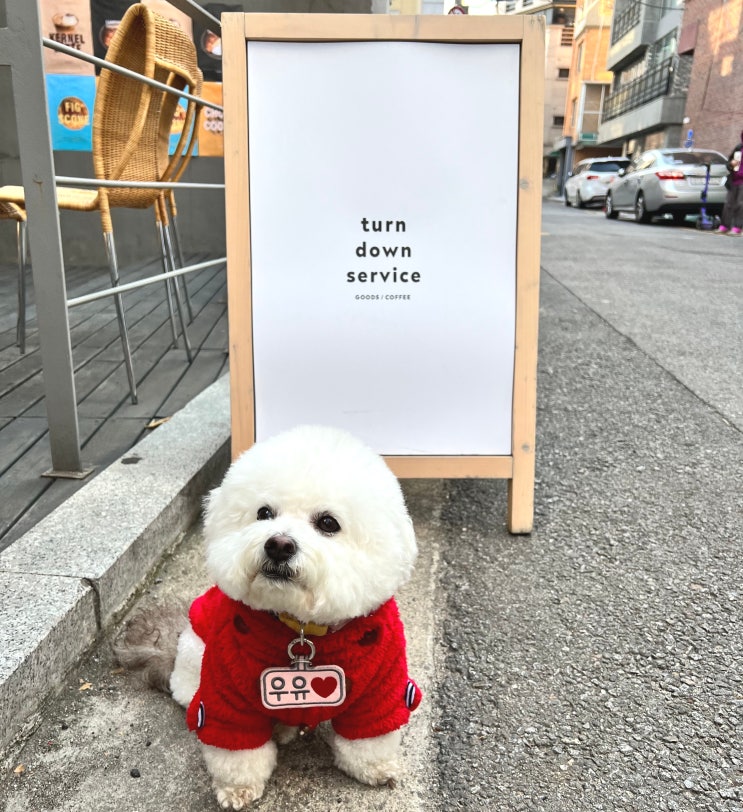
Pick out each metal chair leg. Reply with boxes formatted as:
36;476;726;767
156;220;182;350
168;213;194;323
164;224;193;362
156;220;192;362
16;219;28;354
103;231;138;404
170;275;193;363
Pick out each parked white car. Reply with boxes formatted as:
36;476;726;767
564;157;631;208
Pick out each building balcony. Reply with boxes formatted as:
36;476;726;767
598;82;686;146
611;0;642;45
606;2;657;70
602;57;673;121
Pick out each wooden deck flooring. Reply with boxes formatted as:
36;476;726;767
0;254;228;552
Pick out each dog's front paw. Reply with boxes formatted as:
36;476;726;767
215;783;264;810
330;729;402;788
202;741;277;809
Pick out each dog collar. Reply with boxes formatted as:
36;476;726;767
275;612;352;636
277;613;330;637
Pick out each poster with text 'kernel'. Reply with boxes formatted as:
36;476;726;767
41;0;95;75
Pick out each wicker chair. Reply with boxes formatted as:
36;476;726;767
0;3;203;403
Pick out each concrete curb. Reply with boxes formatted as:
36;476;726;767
0;374;232;754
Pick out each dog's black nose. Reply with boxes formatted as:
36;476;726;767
264;534;297;563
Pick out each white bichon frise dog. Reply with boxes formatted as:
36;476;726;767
116;425;421;809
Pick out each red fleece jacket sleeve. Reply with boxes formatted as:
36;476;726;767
186;588;274;751
187;680;273;751
331;602;422;740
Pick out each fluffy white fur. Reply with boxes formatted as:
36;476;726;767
170;624;205;709
202;742;277;810
170;425;418;809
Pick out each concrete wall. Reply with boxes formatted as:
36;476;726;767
0;0;376;265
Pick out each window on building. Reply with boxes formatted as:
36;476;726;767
553;115;565;126
558;68;570;79
659;0;682;15
649;30;678;67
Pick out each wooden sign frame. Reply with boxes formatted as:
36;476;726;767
222;13;544;534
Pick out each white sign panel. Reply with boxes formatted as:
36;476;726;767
246;40;520;455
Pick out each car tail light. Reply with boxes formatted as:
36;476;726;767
586;174;599;180
655;170;685;181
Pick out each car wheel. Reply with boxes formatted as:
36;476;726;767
577;192;586;209
634;193;652;224
605;193;619;219
564;194;571;207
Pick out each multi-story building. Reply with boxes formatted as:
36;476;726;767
543;9;576;177
553;0;614;190
596;0;689;155
678;0;743;154
489;1;576;177
387;0;576;177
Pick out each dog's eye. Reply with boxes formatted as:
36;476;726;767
256;506;275;521
315;513;341;535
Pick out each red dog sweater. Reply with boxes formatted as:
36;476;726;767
185;586;421;750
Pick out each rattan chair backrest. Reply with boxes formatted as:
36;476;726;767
93;4;203;227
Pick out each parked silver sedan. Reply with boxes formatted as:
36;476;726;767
604;148;729;224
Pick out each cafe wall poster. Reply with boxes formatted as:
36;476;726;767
169;96;199;157
197;82;224;157
41;0;96;75
222;14;544;533
194;3;242;82
90;0;192;66
90;0;132;65
46;74;95;150
142;0;193;39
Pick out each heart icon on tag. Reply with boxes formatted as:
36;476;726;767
311;676;337;698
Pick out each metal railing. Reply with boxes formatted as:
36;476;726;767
601;57;673;121
611;0;642;44
0;0;224;476
42;37;224;112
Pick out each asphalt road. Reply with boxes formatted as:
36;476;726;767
541;200;741;431
435;200;742;811
2;199;742;811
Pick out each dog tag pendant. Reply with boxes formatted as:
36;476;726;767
260;634;346;710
